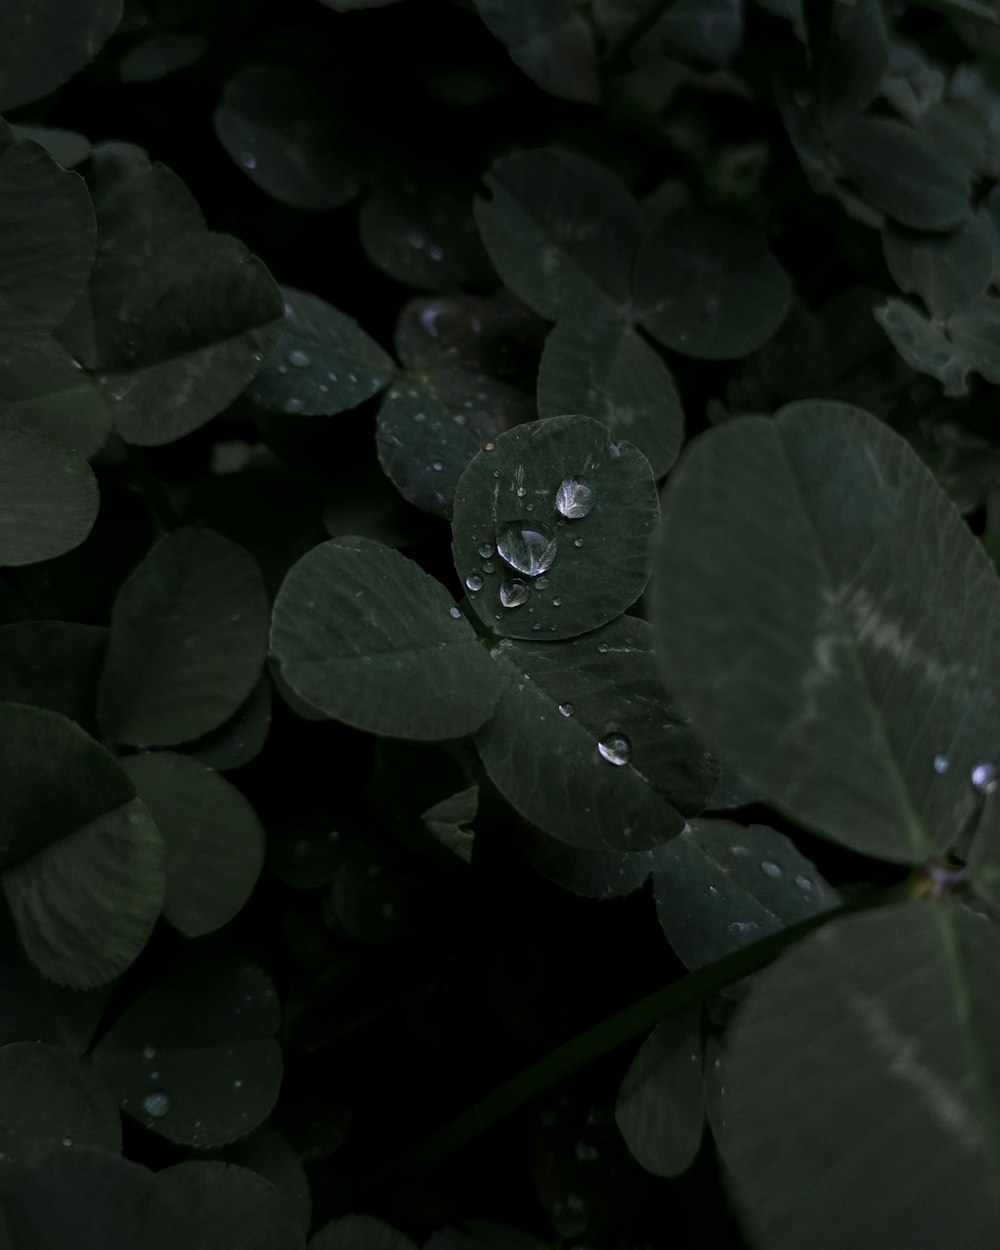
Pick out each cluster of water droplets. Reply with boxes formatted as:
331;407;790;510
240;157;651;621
932;753;998;794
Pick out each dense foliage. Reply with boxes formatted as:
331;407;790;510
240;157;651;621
3;0;1000;1246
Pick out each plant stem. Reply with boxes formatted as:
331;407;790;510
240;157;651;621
358;873;920;1195
120;438;179;532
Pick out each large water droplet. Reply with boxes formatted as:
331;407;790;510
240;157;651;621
496;520;557;577
466;575;483;592
972;761;998;794
500;579;530;608
597;733;631;766
558;703;575;717
760;860;783;879
287;348;311;368
555;476;595;519
142;1092;170;1118
933;753;950;774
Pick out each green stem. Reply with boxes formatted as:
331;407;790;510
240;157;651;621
358;873;920;1195
603;0;681;69
120;438;179;532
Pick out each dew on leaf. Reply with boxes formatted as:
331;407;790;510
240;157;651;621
240;152;256;170
552;597;562;607
558;702;575;717
760;860;783;879
286;348;311;368
574;537;584;548
933;753;950;774
972;761;998;793
496;520;557;577
479;544;494;559
795;874;814;892
555;476;595;519
466;575;483;592
449;606;462;619
597;642;609;653
728;920;760;937
597;732;631;766
142;1092;170;1118
282;396;304;414
500;579;530;608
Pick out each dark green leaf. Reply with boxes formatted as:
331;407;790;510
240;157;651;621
653;403;1000;862
247;288;396;418
0;0;122;111
421;786;478;862
615;1007;704;1177
724;902;1000;1250
651;819;838;968
883;217;994;318
634;207;792;359
0;620;106;731
0;1041;121;1163
119;33;207;83
594;0;744;69
452;414;659;640
214;66;363;211
810;0;888;126
0;337;111;458
0;428;99;567
270;536;503;740
225;1130;312;1233
155;1162;305;1250
519;824;663;898
9;126;92;169
874;296;971;396
832;116;972;231
472;0;599;103
359;181;492;291
310;1215;417;1250
98;527;269;747
0;126;96;349
475;149;637;322
0;703;165;987
475;617;717;851
91;952;283;1148
537;315;684;477
121;752;265;938
182;674;272;772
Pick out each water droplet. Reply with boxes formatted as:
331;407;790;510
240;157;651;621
500;579;530;608
558;703;575;717
552;597;562;607
933;753;950;774
282;396;304;414
516;485;527;498
575;1142;599;1163
428;243;444;261
466;575;483;592
483;442;495;452
149;1071;160;1082
532;621;542;630
730;845;750;856
432;461;444;472
597;642;609;653
142;1092;170;1118
535;577;549;589
795;874;813;892
287;347;311;368
408;231;427;249
449;606;462;619
728;920;760;937
277;364;288;375
478;544;494;558
482;561;495;574
760;860;783;879
708;885;720;896
496;520;557;577
142;1045;156;1060
62;1137;73;1147
233;1079;243;1090
972;761;998;794
555;476;595;519
573;537;584;548
240;152;256;170
597;733;631;766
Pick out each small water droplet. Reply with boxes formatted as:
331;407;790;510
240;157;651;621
552;597;562;607
573;537;584;548
449;606;462;619
432;460;444;472
233;1078;243;1090
149;1071;160;1082
972;761;998;794
482;561;495;574
597;642;609;653
500;579;530;608
282;396;304;414
483;442;495;452
142;1092;170;1118
287;347;311;368
535;577;549;589
479;544;494;558
558;703;575;717
277;364;288;375
730;845;750;856
598;733;631;766
795;874;813;892
142;1045;156;1060
428;243;444;261
933;753;950;774
466;575;483;592
62;1137;73;1147
532;621;542;630
496;520;557;577
728;920;760;937
760;860;783;879
708;885;720;896
240;152;257;170
555;476;595;519
408;231;427;249
516;485;526;498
